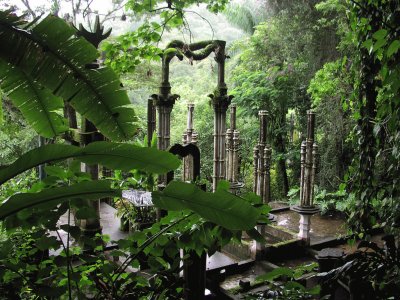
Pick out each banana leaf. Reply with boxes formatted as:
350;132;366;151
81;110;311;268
0;58;68;137
0;10;136;140
152;181;261;231
0;180;120;220
0;141;181;185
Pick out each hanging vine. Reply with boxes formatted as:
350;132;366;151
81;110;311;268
348;0;400;233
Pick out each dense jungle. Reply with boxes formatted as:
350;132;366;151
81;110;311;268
0;0;399;299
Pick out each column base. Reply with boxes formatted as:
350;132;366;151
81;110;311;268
290;205;319;245
250;224;266;260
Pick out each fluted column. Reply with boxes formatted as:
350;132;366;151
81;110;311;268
147;98;156;147
225;104;242;193
209;41;232;192
152;48;180;189
263;147;272;203
225;128;232;182
300;111;316;207
291;110;319;243
232;130;240;183
253;111;272;203
253;146;259;193
182;104;197;182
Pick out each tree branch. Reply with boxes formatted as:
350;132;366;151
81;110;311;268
184;9;215;41
20;0;36;18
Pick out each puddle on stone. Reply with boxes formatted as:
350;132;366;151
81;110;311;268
274;211;347;243
269;202;290;210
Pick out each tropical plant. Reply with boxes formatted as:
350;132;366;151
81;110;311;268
0;11;268;298
320;235;400;299
342;0;400;234
228;0;336;200
0;9;137;141
244;263;320;299
0;9;178;226
0;8;266;298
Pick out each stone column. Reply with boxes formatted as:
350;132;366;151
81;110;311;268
291;110;319;244
253;146;259;193
253;111;272;203
301;111;316;207
152;48;180;189
251;111;273;259
79;119;103;238
225;128;233;182
182;104;197;182
209;41;233;191
225;104;242;193
263;147;272;203
147;98;156;147
232;130;240;182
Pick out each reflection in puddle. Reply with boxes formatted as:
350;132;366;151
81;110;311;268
277;219;288;226
274;210;347;243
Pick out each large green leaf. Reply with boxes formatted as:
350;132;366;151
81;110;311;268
0;58;68;138
0;141;180;184
0;180;119;220
152;181;261;230
0;10;136;140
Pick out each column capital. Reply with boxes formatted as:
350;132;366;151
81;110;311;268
151;93;180;108
209;93;233;112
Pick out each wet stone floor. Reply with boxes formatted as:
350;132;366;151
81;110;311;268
274;210;348;244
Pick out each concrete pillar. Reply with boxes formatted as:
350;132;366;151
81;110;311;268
182;104;197;182
210;41;232;192
300;111;315;207
152;48;180;190
253;111;272;203
147;98;156;147
291;110;319;244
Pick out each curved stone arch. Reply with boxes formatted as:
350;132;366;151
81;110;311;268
150;39;233;191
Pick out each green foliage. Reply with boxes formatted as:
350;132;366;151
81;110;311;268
0;180;119;220
308;59;355;191
104;0;228;73
245;263;320;299
153;180;263;231
344;0;400;233
0;170;37;203
308;60;342;107
288;182;358;217
126;0;228;14
228;0;342;199
320;236;400;299
0;141;180;185
0;58;68;138
0;98;37;166
223;0;267;35
0;10;137;141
